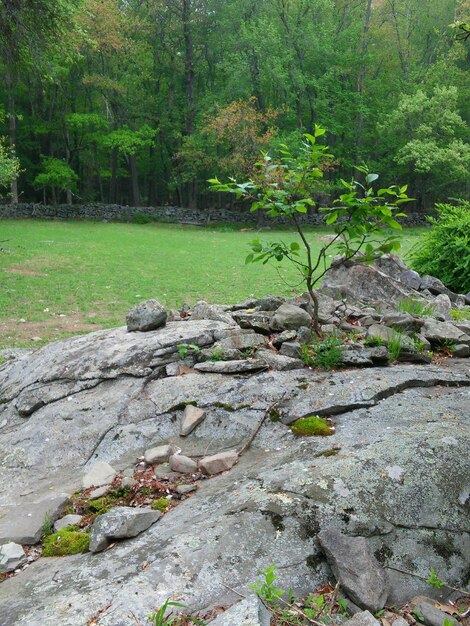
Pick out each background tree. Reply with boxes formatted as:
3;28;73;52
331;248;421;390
0;0;468;208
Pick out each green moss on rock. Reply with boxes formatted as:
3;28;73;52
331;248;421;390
290;416;334;437
43;528;90;556
151;497;170;512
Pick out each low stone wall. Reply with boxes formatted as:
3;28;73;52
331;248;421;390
0;203;432;226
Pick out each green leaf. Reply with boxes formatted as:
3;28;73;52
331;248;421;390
365;173;379;184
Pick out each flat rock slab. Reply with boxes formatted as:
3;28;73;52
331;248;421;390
209;594;272;625
0;494;69;545
318;529;388;612
194;360;265;374
89;507;161;553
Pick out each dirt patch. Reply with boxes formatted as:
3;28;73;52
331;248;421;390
0;312;104;347
5;267;48;277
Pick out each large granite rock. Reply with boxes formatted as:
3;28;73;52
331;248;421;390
0;321;470;625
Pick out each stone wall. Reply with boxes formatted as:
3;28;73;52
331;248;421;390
0;202;432;227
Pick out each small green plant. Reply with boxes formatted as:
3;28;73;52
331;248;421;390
42;513;54;539
364;336;383;347
42;527;90;556
249;565;285;604
290;415;334;437
426;567;445;590
209;346;225;361
0;357;5;365
387;329;406;362
337;598;349;616
151;498;171;512
147;599;206;625
396;298;434;317
177;343;201;360
450;308;470;321
440;339;456;352
300;334;343;370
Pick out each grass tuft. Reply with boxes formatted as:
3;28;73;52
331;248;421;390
396;298;434;317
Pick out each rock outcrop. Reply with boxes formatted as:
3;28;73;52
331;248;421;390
1;256;470;625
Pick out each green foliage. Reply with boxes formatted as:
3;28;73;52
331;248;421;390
290;416;334;437
147;599;206;626
300;334;343;370
177;344;201;360
42;528;90;556
387;330;407;362
249;565;285;604
132;213;153;224
396;298;435;317
364;336;384;347
210;129;409;326
411;202;470;293
33;157;78;193
0;138;20;196
42;513;54;539
379;87;470;199
450;308;470;321
426;567;445;590
151;498;170;512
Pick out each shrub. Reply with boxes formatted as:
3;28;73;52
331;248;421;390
42;528;90;556
411;202;470;293
290;416;334;436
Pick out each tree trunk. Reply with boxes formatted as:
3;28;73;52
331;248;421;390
7;86;18;203
109;147;118;203
356;0;373;162
129;154;140;206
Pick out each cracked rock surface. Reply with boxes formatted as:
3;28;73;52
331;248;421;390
0;321;469;625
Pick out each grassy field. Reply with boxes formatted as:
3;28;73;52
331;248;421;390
0;220;425;348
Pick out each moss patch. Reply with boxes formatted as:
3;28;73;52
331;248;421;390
43;528;90;556
151;497;171;512
290;416;334;437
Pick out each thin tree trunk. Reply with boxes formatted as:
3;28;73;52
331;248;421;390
109;147;118;203
356;0;373;161
129;154;140;206
7;85;19;203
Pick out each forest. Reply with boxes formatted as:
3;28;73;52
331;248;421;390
0;0;469;210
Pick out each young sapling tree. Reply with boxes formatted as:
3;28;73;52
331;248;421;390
209;126;411;332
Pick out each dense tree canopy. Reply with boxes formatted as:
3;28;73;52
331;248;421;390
0;0;468;208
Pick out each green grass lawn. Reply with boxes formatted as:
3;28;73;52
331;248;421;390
0;220;426;348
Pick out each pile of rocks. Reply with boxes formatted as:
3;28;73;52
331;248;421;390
123;254;470;374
